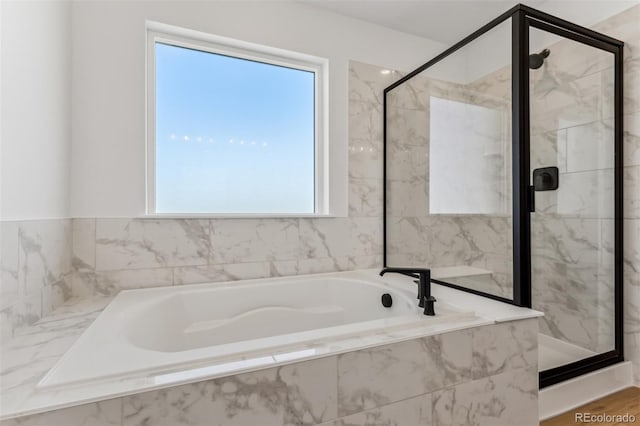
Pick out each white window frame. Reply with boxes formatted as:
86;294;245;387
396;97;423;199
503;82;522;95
145;22;330;217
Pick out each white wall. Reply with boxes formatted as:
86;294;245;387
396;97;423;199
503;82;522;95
0;0;71;220
70;0;447;217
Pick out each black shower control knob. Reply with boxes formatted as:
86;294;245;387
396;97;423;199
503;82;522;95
381;293;393;308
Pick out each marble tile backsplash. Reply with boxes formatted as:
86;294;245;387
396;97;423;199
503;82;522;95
0;220;72;338
70;217;383;297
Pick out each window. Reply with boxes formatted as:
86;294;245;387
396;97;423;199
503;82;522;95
147;25;327;215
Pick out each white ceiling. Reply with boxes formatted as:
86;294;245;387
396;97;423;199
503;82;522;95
300;0;638;44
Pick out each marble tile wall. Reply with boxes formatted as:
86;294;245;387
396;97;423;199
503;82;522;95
70;216;384;297
0;318;539;426
387;215;513;297
385;61;514;299
67;61;393;298
0;220;72;339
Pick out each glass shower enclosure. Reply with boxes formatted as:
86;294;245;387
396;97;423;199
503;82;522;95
383;4;623;387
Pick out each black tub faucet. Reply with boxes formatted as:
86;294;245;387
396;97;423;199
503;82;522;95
379;267;436;316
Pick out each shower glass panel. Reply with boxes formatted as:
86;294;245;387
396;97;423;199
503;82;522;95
528;25;616;371
385;19;513;301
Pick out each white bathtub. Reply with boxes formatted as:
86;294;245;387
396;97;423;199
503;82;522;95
39;271;478;389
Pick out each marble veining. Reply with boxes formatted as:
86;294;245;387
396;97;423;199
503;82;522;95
624;113;640;167
1;222;20;312
95;219;210;271
349;179;383;218
349;101;383;146
337;337;452;416
530;129;567;172
431;367;538;426
122;357;337;426
624;217;640;385
0;296;111;419
348;62;399;106
472;320;538;379
387;214;513;298
299;219;352;259
531;68;605;136
73;214;386;297
209;219;299;264
1;220;73;339
336;319;537;418
71;219;95;272
331;394;431;426
0;400;122;426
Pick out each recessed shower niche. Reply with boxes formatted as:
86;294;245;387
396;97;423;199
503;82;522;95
383;3;624;388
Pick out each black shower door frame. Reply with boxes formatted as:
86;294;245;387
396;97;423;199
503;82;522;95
382;3;624;388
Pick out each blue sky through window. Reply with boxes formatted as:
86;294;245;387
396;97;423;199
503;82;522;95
155;42;315;214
